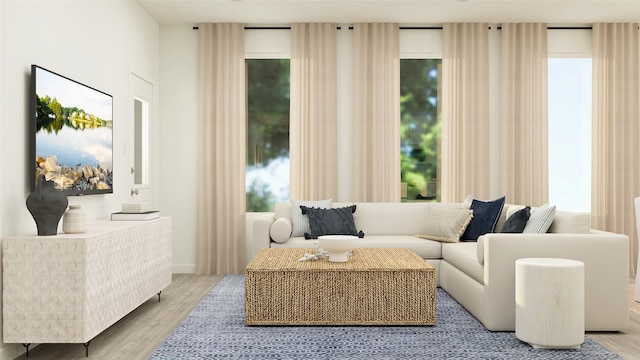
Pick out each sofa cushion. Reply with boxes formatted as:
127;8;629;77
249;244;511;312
340;202;431;235
353;235;442;259
335;202;461;236
301;205;363;239
290;198;332;237
549;210;591;233
270;217;292;243
274;201;293;221
501;206;531;233
270;235;443;259
461;196;506;241
416;208;473;243
442;242;484;283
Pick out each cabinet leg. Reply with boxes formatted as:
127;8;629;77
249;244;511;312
22;343;30;357
83;341;91;357
157;291;162;302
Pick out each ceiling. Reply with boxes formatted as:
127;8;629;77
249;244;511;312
135;0;640;25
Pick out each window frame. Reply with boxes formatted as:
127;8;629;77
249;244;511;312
547;29;592;212
399;29;443;201
245;30;292;213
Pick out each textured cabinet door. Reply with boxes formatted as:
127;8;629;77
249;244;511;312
2;217;172;344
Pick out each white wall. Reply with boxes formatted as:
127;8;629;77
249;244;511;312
159;25;199;273
0;1;159;358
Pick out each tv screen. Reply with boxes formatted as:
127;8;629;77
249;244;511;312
30;65;113;195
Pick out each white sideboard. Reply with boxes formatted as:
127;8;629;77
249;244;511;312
2;217;172;349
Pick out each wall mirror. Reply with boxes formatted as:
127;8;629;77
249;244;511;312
133;96;149;186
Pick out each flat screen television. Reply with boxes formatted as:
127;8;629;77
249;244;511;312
30;65;113;195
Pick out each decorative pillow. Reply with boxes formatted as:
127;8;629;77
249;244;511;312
523;203;556;233
290;198;332;237
501;206;531;233
416;208;474;243
461;196;506;241
505;205;525;219
300;205;364;240
269;217;292;243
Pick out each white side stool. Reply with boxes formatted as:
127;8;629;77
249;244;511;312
515;258;585;349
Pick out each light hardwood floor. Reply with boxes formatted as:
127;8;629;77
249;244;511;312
590;309;640;359
11;275;640;360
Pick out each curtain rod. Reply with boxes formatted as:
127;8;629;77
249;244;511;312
192;25;608;31
191;26;443;30
400;26;597;30
191;26;452;30
192;26;344;30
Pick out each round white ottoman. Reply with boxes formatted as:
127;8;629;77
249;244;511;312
515;257;585;349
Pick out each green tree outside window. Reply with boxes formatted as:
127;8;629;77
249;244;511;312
400;59;442;201
246;59;291;212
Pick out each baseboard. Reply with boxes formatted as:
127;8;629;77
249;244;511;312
172;264;196;273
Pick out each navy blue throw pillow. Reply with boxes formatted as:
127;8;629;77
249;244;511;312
461;196;506;241
501;206;531;233
300;205;365;240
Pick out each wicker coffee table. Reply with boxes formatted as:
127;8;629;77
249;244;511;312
245;248;436;325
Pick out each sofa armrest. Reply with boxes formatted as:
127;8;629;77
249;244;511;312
252;213;275;255
480;232;629;331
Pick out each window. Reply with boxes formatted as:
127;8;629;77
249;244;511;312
400;59;442;201
246;59;290;212
548;58;592;212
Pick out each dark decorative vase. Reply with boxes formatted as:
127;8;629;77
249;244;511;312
26;175;68;236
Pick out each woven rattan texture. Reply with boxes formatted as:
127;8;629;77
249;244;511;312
245;248;436;325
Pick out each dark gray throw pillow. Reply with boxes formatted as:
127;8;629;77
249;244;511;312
461;196;506;241
300;205;364;239
501;206;531;233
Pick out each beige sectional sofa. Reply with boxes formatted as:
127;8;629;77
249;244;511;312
251;201;629;332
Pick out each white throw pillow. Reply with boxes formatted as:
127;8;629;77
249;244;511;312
523;203;556;233
270;217;292;243
290;199;332;237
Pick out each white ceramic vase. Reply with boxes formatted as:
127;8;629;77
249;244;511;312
62;205;87;234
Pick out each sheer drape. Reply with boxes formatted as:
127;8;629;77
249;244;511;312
441;23;490;202
351;23;400;202
499;23;548;206
290;23;338;200
592;23;640;277
196;23;246;275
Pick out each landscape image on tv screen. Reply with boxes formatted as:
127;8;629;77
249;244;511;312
32;65;113;195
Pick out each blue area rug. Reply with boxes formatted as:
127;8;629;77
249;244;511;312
149;274;622;359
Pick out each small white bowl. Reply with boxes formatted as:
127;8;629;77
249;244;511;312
318;235;358;262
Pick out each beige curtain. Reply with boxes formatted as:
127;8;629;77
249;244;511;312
352;23;400;202
290;23;338;200
500;23;549;206
196;23;246;275
592;23;640;277
441;23;490;202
